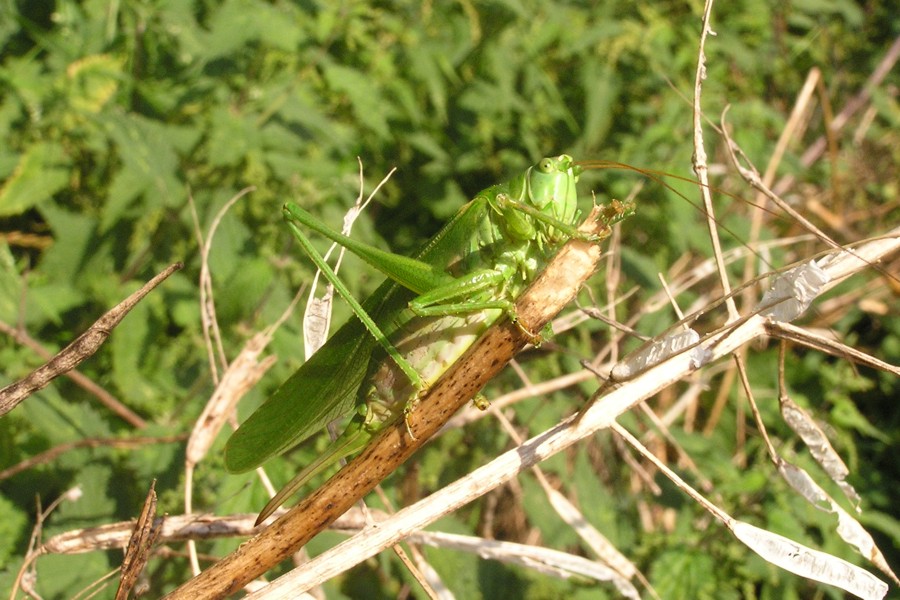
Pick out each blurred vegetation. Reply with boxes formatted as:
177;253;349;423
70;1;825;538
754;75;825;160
0;0;897;597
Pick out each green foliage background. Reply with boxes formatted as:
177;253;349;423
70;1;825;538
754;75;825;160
0;0;897;597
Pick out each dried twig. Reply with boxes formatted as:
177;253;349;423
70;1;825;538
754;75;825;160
116;482;161;600
691;0;737;321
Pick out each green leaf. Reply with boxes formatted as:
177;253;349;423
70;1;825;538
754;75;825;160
21;386;111;447
323;63;393;139
0;243;23;322
578;58;618;153
651;548;724;600
110;295;157;409
0;493;27;566
206;106;262;168
36;203;97;287
101;113;185;229
200;0;303;60
0;143;70;216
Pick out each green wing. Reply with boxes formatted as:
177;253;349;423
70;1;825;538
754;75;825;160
223;316;377;473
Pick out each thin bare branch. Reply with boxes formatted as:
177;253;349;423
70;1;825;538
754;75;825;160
691;0;738;320
766;321;900;376
0;263;183;418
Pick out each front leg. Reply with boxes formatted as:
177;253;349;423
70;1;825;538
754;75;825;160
409;267;515;319
409;267;545;342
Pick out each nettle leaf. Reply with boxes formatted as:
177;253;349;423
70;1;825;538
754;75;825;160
200;0;303;60
31;553;112;600
215;256;276;324
101;113;184;231
205;200;253;284
206;106;263;168
0;55;56;121
23;280;86;329
403;46;451;124
110;296;157;410
276;82;349;146
37;203;98;286
651;548;724;600
21;386;111;449
578;58;618;153
0;494;27;566
323;63;394;139
51;462;116;525
0;244;23;322
0;143;71;217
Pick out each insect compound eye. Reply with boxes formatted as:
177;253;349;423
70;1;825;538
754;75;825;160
537;157;555;173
